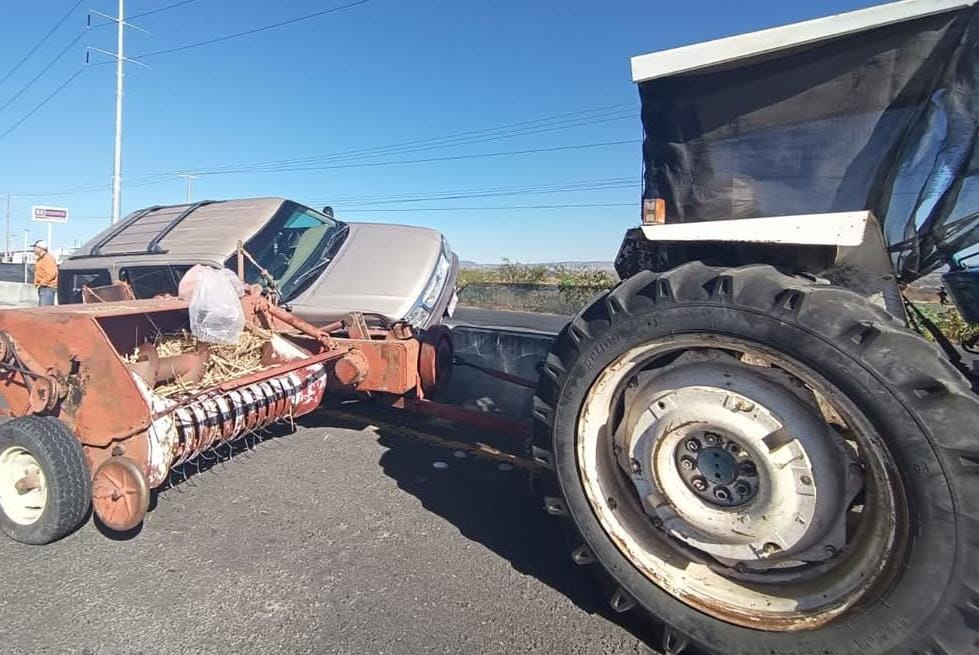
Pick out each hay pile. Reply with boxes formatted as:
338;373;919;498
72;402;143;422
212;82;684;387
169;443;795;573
125;329;273;398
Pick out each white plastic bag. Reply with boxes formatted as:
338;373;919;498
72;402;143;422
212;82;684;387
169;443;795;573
187;266;245;344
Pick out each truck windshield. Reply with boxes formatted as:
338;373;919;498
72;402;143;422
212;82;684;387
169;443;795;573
229;203;347;300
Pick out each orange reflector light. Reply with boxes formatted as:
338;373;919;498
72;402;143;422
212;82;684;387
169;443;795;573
643;198;666;225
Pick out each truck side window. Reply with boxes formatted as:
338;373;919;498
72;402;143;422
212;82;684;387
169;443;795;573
120;265;192;299
58;269;112;304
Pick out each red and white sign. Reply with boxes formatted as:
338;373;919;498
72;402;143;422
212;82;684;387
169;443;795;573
31;206;69;223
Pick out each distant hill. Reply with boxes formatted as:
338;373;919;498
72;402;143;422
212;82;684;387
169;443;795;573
460;260;615;272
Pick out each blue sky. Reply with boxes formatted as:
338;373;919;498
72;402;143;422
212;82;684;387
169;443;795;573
1;0;887;262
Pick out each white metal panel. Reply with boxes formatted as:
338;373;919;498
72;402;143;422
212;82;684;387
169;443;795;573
639;212;872;247
631;0;975;83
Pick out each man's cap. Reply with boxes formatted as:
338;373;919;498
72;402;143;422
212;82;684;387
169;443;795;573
32;240;47;250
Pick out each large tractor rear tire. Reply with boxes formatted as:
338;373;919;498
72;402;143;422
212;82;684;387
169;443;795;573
532;263;979;654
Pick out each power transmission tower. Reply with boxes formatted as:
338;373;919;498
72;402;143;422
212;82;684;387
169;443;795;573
87;2;147;224
177;173;199;202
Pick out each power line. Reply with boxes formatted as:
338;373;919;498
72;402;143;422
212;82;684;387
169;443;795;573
9;102;639;194
194;139;641;176
182;103;635;175
0;31;86;115
0;67;87;141
89;0;205;27
131;0;203;20
135;0;374;59
0;0;85;89
340;202;637;213
312;178;639;206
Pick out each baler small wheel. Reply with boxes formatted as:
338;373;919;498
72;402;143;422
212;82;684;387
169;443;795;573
91;456;150;532
0;416;91;544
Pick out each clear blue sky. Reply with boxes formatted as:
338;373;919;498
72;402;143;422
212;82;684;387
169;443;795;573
1;0;887;262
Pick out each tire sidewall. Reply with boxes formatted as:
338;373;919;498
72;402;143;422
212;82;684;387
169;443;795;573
551;303;958;655
0;419;87;545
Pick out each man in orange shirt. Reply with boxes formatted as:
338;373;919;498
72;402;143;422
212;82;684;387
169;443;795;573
32;240;58;306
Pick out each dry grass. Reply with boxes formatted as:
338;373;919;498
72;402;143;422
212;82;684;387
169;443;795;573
125;329;272;398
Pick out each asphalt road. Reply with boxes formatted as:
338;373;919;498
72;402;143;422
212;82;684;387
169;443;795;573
0;406;662;655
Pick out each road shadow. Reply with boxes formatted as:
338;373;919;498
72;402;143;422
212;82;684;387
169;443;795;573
306;404;666;652
99;422;297;541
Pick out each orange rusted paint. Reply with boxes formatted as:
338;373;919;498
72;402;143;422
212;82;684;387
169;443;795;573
333;350;370;387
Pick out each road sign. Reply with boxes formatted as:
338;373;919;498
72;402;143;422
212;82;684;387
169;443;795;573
31;206;69;223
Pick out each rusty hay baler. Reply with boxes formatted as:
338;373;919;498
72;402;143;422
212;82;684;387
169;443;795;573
0;286;451;544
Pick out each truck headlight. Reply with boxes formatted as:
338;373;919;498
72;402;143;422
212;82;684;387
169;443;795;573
421;254;450;309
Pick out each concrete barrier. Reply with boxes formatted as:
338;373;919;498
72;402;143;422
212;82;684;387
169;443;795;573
0;281;37;307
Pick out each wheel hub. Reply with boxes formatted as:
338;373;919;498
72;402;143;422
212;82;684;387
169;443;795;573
677;437;759;507
0;446;48;526
619;360;861;566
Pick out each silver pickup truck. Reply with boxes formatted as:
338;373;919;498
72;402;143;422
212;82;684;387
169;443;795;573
59;197;459;327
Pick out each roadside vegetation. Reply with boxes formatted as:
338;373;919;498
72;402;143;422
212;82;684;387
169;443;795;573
459;261;979;347
458;260;616;314
916;303;979;344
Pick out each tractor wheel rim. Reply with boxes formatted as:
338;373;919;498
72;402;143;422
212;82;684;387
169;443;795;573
576;335;906;631
0;446;48;526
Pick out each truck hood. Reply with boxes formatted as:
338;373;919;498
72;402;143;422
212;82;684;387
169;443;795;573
288;222;442;323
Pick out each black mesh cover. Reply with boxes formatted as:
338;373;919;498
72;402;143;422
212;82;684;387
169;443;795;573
640;6;979;281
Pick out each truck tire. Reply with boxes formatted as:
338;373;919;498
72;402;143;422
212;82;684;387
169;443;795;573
0;416;91;544
532;263;979;654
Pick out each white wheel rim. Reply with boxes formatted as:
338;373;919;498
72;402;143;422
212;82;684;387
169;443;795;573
576;335;904;631
0;446;48;526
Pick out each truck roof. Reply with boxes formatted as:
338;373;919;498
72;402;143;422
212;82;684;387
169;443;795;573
64;197;286;268
631;0;977;83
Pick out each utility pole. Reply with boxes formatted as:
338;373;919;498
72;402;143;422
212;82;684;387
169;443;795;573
88;3;147;225
177;173;199;202
3;194;9;262
112;0;124;225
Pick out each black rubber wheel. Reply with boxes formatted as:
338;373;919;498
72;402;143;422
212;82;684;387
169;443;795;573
532;263;979;655
0;416;91;544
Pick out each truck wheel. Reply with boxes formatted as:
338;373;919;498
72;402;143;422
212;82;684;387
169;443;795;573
532;263;979;654
0;416;91;544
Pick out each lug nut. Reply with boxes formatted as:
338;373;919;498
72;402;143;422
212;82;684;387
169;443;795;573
734;482;750;496
679;456;695;471
704;432;719;445
714;486;731;502
739;461;757;477
728;443;740;454
691;476;707;492
685;439;701;452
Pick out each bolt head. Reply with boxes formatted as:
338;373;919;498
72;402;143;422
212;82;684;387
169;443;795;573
630;458;642;474
734;482;750;496
685;439;701;452
728;443;740;454
691;476;707;492
714;486;731;501
704;432;719;444
680;457;694;471
800;475;812;486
